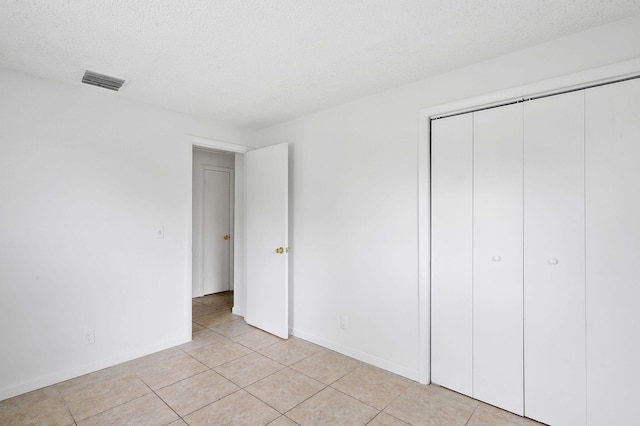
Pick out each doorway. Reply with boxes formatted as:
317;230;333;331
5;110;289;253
192;148;235;297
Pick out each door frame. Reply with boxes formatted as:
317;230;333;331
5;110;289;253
185;136;251;335
417;58;640;384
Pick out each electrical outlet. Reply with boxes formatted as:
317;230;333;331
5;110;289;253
85;329;95;344
340;315;348;330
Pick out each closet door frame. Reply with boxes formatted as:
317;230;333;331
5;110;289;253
417;58;640;384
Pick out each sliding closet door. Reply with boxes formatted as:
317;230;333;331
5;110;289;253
473;104;523;415
431;114;473;396
585;78;640;426
523;92;586;426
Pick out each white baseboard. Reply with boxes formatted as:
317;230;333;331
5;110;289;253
290;328;420;382
0;333;190;401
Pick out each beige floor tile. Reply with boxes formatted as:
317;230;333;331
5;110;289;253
193;311;236;327
331;365;411;410
192;308;213;319
384;383;476;426
246;368;325;413
476;402;541;425
135;352;208;390
61;373;151;421
233;329;284;351
467;407;521;426
77;393;178;426
291;350;361;384
423;384;479;408
258;337;324;366
178;329;226;353
184;390;280;426
268;415;299;425
192;322;205;332
0;386;74;426
215;352;285;387
368;412;410;425
122;347;184;371
193;294;226;305
210;318;257;338
168;420;188;426
156;370;238;417
190;338;253;368
287;387;379;426
55;363;133;395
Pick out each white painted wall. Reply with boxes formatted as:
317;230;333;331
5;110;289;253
192;149;235;297
232;154;246;317
0;68;253;400
254;15;640;381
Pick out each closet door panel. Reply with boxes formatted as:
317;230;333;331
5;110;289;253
473;104;524;415
523;92;586;426
431;114;473;396
585;78;640;426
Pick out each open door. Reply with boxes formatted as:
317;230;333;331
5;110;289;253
245;143;289;339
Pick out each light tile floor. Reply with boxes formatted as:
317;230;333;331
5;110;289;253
0;292;546;425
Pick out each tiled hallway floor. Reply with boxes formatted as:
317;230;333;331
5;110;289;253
1;292;544;425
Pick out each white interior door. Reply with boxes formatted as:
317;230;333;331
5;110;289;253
523;91;586;426
473;104;524;415
245;143;289;339
585;78;640;426
430;113;473;396
202;169;231;294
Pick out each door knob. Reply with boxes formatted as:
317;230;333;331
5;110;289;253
492;255;502;262
548;258;559;265
223;235;230;241
276;247;284;254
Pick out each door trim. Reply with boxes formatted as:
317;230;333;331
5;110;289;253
185;136;254;336
417;57;640;385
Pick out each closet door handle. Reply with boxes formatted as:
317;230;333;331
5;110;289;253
548;258;559;265
492;255;502;262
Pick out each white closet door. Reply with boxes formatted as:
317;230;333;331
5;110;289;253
473;104;523;415
585;78;640;426
431;113;473;396
523;92;586;426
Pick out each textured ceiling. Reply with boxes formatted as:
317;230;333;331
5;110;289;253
2;1;640;130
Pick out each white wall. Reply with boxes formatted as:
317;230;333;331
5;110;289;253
232;153;246;317
255;14;640;381
0;68;253;400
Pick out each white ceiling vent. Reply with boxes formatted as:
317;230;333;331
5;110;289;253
81;70;125;91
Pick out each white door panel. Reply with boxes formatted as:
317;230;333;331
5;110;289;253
473;104;524;415
202;169;231;294
523;92;586;426
585;78;640;426
430;113;473;396
246;143;289;339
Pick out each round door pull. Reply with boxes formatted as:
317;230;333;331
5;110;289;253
548;258;559;265
492;256;502;262
223;235;230;241
276;247;284;254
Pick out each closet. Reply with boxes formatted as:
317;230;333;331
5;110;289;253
431;77;640;426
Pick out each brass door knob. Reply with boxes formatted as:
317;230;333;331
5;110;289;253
223;235;230;241
276;247;284;254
